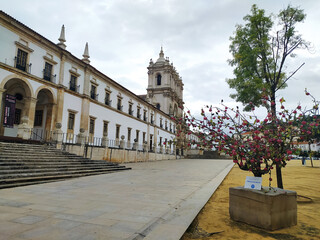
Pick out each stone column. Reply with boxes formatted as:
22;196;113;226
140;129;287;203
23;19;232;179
17;116;31;140
143;141;148;152
77;128;86;145
101;136;108;148
52;122;64;148
0;88;6;135
45;103;55;139
54;87;65;127
24;97;38;127
83;67;90;96
152;143;156;153
58;55;66;85
119;135;125;149
132;139;138;150
79;97;90;135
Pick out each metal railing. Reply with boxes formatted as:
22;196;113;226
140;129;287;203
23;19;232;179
105;98;112;106
69;82;80;93
14;57;32;73
27;129;176;154
29;128;50;142
117;105;123;111
43;70;56;83
108;139;120;148
90;92;99;101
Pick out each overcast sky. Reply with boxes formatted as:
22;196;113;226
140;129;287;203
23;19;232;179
2;0;320;118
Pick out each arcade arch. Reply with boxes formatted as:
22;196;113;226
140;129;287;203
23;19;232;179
0;77;56;139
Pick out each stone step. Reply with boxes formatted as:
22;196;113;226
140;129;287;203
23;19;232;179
0;151;73;156
0;165;126;173
0;157;93;161
1;155;86;158
0;149;84;153
0;150;82;154
0;164;126;170
0;146;74;151
0;141;130;189
0;166;130;178
0;157;105;161
0;159;116;165
0;149;81;154
0;159;116;164
0;169;129;189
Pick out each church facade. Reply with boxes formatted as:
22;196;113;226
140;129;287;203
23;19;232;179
0;11;185;154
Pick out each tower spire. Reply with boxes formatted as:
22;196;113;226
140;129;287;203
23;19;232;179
82;42;90;64
57;25;66;49
156;46;165;63
159;46;164;58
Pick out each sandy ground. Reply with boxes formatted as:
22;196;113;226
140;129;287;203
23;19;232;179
181;159;320;240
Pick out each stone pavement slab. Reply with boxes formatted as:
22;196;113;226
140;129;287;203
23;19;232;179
0;159;233;240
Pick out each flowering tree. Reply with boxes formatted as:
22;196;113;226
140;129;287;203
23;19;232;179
181;94;319;188
297;91;320;167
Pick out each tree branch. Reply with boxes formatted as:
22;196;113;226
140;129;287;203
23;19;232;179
276;62;305;91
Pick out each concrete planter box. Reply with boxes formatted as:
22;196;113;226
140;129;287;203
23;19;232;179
229;186;297;230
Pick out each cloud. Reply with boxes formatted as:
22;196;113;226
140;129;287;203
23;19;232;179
1;0;320;121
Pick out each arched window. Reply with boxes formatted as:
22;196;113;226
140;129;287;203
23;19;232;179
156;103;161;110
157;74;161;85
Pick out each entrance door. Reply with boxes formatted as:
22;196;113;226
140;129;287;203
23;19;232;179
32;89;54;141
1;78;32;138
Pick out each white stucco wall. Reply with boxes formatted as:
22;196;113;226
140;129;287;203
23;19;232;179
0;13;177;153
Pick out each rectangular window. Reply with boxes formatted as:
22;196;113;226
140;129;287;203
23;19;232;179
128;104;133;115
127;128;131;142
89;118;95;134
16;49;28;71
43;62;53;81
150;134;153;151
150;114;154;124
160;119;163;128
90;85;97;100
34;110;43;127
14;108;21;125
165;121;168;130
103;121;108;136
68;112;75;130
143;132;146;143
105;92;111;106
143;110;147;121
116;125;120;139
137;108;141;119
117;98;122;111
136;130;139;142
70;75;77;92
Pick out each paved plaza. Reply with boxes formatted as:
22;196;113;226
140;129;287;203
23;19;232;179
0;159;233;240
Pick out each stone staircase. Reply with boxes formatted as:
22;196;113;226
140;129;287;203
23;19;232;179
0;141;131;189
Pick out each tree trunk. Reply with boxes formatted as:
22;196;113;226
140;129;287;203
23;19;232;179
276;164;283;189
270;91;284;189
308;143;314;167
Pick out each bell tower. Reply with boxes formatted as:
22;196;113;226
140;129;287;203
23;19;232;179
146;47;183;117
